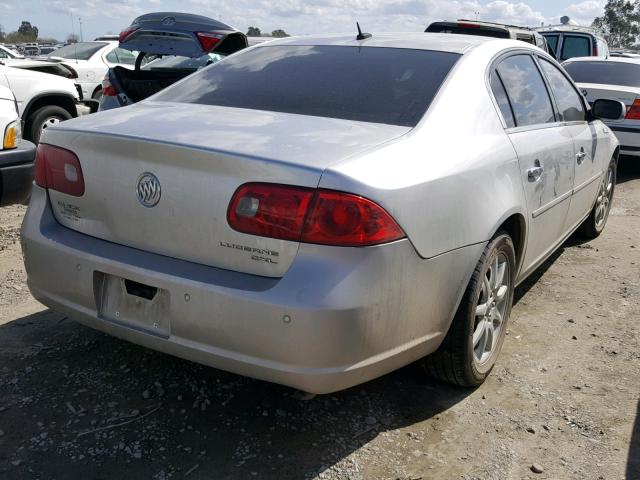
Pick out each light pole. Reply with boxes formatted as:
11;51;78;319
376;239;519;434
79;17;83;42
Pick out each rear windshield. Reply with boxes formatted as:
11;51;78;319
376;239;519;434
142;53;226;71
154;45;460;127
49;42;106;60
564;61;640;88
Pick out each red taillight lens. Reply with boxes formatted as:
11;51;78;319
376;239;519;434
625;99;640;120
118;27;139;43
592;45;598;56
227;183;405;247
196;32;224;52
227;183;315;241
302;190;405;246
101;76;117;96
34;144;85;197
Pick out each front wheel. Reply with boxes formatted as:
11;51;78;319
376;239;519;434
26;105;72;144
578;158;616;239
423;232;516;387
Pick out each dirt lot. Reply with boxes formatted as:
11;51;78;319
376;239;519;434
0;163;638;480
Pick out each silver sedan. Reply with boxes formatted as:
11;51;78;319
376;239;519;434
21;33;623;394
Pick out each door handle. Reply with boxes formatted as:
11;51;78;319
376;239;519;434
527;160;543;182
576;148;586;164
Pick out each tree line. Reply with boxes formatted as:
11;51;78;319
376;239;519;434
592;0;640;48
246;27;289;38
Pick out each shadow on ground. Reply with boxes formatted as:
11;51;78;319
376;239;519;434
0;309;472;480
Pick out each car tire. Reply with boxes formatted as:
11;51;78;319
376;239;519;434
423;232;516;387
92;89;103;101
578;158;616;239
26;105;72;144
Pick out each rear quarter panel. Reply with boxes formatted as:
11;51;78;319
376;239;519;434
320;42;527;260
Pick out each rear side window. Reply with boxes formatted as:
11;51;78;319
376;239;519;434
539;59;585;122
490;71;516;128
561;35;591;60
496;55;555;127
155;45;461;127
564;61;640;88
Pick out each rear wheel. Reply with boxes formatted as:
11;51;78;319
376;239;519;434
26;105;72;144
578;158;616;239
423;232;516;387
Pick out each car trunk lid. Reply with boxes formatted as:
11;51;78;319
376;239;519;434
43;102;410;277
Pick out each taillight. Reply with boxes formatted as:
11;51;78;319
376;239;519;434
34;144;85;197
101;75;117;96
592;45;598;56
625;99;640;120
119;27;139;43
227;183;405;247
196;32;225;52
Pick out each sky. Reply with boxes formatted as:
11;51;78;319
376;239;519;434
0;0;606;42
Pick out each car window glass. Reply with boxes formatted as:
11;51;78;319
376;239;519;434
490;70;516;128
496;55;555;127
0;50;6;59
544;35;559;53
561;35;590;60
539;59;585;122
115;48;136;65
156;45;461;127
105;50;119;63
564;61;640;88
48;42;107;60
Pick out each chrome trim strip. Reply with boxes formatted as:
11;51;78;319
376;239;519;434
573;172;602;195
532;190;572;218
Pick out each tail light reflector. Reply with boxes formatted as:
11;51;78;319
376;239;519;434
101;75;117;96
119;27;139;43
196;32;224;52
625;99;640;120
34;144;85;197
228;183;405;247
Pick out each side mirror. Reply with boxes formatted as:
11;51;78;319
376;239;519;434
591;99;626;121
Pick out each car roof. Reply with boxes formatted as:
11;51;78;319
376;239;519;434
564;56;640;65
537;25;603;37
255;32;505;54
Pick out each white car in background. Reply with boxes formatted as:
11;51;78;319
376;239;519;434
47;41;136;100
0;63;90;143
0;84;35;207
0;45;24;59
564;57;640;157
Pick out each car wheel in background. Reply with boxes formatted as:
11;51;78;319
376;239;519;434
578;158;616;239
424;232;516;387
26;105;73;144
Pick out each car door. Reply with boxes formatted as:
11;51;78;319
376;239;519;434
537;57;603;232
490;53;575;275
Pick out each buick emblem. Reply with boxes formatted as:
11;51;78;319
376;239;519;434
136;172;161;207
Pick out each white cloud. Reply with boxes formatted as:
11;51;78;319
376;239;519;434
562;0;606;26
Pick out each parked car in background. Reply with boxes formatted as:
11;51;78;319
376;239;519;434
0;63;90;143
537;17;608;61
426;20;549;52
38;46;58;56
2;58;79;80
99;12;247;111
0;45;24;59
0;84;35;207
564;56;640;157
23;33;622;394
47;41;136;100
23;45;41;57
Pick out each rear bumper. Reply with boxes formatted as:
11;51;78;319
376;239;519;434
0;140;35;207
21;186;483;393
608;125;640;156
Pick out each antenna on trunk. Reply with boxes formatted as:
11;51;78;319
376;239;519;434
356;22;372;41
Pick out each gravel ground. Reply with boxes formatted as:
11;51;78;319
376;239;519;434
0;161;638;480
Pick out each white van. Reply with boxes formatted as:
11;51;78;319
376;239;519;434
538;17;609;61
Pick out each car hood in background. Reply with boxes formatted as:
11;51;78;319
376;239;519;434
118;12;248;57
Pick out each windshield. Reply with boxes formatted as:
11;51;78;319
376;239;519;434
143;53;226;71
564;61;640;88
155;45;460;127
48;42;107;60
